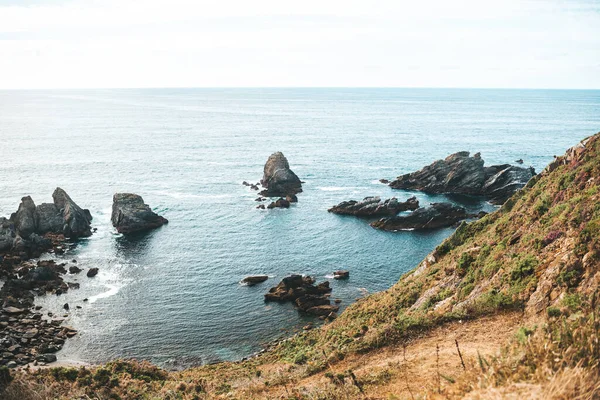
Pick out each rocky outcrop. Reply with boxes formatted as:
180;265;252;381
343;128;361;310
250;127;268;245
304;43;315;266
267;198;291;209
0;218;15;252
370;202;468;231
328;196;419;217
12;196;37;238
52;188;93;238
241;275;268;285
333;270;349;280
111;193;168;234
264;275;338;317
259;152;302;197
34;203;64;234
388;152;535;204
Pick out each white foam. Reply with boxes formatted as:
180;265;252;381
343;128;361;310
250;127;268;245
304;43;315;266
88;284;120;303
317;186;347;191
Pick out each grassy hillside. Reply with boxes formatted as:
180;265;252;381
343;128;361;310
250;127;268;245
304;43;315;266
4;133;600;399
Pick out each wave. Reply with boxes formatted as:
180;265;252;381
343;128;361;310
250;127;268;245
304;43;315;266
88;283;120;303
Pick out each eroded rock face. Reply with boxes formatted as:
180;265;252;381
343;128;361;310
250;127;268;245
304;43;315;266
0;218;16;251
35;203;64;234
328;196;419;217
52;188;92;238
388;152;535;205
13;196;37;238
370;202;468;231
111;193;168;234
260;152;302;197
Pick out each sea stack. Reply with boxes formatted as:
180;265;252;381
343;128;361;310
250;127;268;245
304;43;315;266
259;152;302;198
111;193;168;234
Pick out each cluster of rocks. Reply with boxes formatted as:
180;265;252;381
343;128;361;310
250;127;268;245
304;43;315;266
0;258;91;368
328;196;419;217
0;188;93;259
370;203;484;231
111;193;168;234
264;275;339;318
387;151;535;205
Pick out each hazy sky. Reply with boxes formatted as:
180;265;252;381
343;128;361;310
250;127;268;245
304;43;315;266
0;0;599;89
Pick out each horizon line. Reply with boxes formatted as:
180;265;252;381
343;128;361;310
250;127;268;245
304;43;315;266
1;86;600;91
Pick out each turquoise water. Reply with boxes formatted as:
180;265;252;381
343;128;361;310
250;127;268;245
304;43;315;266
0;88;598;367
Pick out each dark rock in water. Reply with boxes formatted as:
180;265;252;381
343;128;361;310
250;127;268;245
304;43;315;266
52;188;93;238
267;198;290;209
256;204;266;210
264;275;330;302
63;303;69;311
333;270;349;280
34;203;64;234
0;217;15;251
515;159;524;164
259;152;302;197
286;194;298;203
379;179;390;184
111;193;168;234
241;275;269;285
255;197;265;202
242;181;250;186
328;196;419;217
86;268;99;278
250;184;259;191
265;275;337;316
12;196;37;238
388;152;535;205
371;202;467;231
68;265;82;274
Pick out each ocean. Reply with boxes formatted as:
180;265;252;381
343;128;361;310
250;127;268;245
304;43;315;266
0;88;598;368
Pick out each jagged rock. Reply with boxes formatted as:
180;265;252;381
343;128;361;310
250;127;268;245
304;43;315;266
259;152;302;197
286;194;298;203
328;196;419;217
0;218;15;251
256;204;266;210
241;275;269;285
306;304;340;316
68;266;82;274
371;203;468;231
264;275;331;302
111;193;168;234
12;196;37;238
389;152;535;204
52;188;92;238
34;203;64;234
267;198;290;209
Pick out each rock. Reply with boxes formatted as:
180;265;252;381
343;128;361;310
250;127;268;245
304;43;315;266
256;204;266;210
111;193;168;234
328;196;419;217
333;270;349;280
68;266;82;274
259;152;302;197
379;179;390;184
241;275;269;285
12;196;37;238
267;198;290;209
63;303;69;311
515;159;524;164
255;197;265;202
34;203;63;234
87;268;99;278
250;184;259;191
388;152;536;205
6;361;17;369
37;354;57;363
286;194;298;203
52;188;93;237
264;275;331;302
0;217;15;251
242;181;250;186
2;307;26;314
371;202;468;231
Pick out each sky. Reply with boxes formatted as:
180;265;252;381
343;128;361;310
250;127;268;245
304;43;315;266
0;0;599;89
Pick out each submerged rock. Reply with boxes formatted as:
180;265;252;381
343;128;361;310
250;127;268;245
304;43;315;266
328;196;419;217
259;152;302;197
388;152;535;204
371;202;468;231
111;193;168;234
267;198;290;209
333;270;349;280
241;275;269;285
